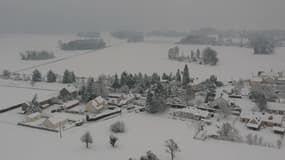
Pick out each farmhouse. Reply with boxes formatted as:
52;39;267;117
59;85;78;100
107;93;135;106
86;96;108;113
240;111;283;129
42;116;68;129
266;102;285;115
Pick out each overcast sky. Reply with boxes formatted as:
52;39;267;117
0;0;284;33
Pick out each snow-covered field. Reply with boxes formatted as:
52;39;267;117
0;113;284;160
0;86;56;110
1;33;285;160
1;33;285;81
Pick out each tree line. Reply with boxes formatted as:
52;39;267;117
20;50;55;60
59;39;106;51
168;46;218;65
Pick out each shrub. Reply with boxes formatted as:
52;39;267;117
109;134;118;147
110;121;126;133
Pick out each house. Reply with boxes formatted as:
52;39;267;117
25;112;42;122
240;111;283;129
266;102;285;115
42;116;68;129
59;85;78;100
171;107;211;120
107;93;135;106
86;96;108;113
246;117;262;130
62;100;80;110
210;96;230;109
272;126;285;134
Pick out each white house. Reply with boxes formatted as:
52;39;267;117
240;111;283;129
86;96;108;113
25;112;42;122
42;116;68;129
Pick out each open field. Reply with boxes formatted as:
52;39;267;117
0;113;284;160
1;33;285;160
1;34;285;82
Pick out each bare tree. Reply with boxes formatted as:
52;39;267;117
165;139;181;160
80;131;93;148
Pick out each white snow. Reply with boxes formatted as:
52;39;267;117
0;33;285;160
0;34;285;82
0;113;284;160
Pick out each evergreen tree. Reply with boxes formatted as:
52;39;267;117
62;70;75;83
32;69;42;82
151;73;160;84
86;77;96;100
162;73;168;80
80;85;89;102
120;72;128;86
146;82;167;113
197;49;200;58
185;84;195;105
182;64;190;86
95;76;108;97
191;50;195;59
176;69;181;83
202;47;218;65
112;74;120;91
46;70;57;82
71;72;76;82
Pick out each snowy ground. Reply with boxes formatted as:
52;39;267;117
0;86;56;110
1;33;285;159
1;33;285;82
0;112;284;160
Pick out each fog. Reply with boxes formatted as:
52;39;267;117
0;0;284;33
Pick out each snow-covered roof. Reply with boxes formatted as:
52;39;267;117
27;112;41;119
108;93;124;98
47;115;67;125
86;96;107;110
247;117;262;129
172;107;210;118
95;96;106;104
251;76;263;82
272;126;285;133
62;85;77;93
240;111;283;125
63;100;79;108
211;96;230;108
267;102;285;112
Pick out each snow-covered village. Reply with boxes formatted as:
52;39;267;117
1;1;285;160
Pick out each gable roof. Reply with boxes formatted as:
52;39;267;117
61;85;77;93
47;115;67;125
27;112;41;119
95;96;106;104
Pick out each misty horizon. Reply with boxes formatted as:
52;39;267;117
0;0;285;33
